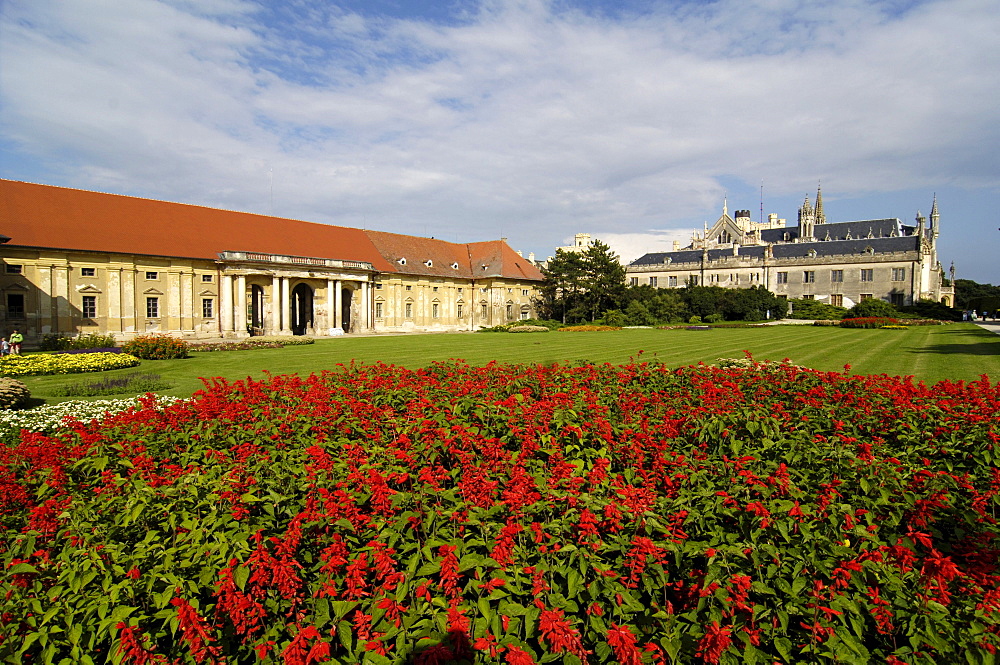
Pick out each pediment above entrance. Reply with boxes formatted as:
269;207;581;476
76;284;102;293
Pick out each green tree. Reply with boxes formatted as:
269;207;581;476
536;249;588;323
580;241;627;321
845;298;899;319
537;242;626;323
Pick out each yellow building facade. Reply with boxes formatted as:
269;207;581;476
0;180;543;343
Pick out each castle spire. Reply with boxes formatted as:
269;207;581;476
930;194;940;239
815;182;826;224
723;196;728;217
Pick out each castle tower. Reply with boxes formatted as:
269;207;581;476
815;183;826;225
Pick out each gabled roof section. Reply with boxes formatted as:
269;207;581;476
364;231;544;281
0;179;395;271
468;240;544;281
364;230;470;277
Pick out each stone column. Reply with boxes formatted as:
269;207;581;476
235;274;247;336
221;274;234;334
326;278;335;334
281;276;291;334
360;279;369;331
334;280;343;331
271;275;281;334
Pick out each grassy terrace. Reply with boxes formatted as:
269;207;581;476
19;322;1000;404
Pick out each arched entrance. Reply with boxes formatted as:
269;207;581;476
250;285;265;335
291;283;313;336
341;288;353;332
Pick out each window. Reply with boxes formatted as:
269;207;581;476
81;267;96;277
520;310;529;320
506;304;513;319
405;303;413;318
630;277;639;286
146;297;159;318
668;276;678;287
830;294;843;307
457;304;464;318
458;288;463;294
202;298;214;318
145;271;158;280
649;276;658;287
689;276;699;286
82;295;97;319
522;289;529;296
5;264;22;274
802;295;815;300
481;304;488;319
776;272;788;284
860;269;874;282
375;282;383;290
375;302;384;318
831;270;843;283
890;293;905;307
432;303;440;318
860;293;873;301
507;288;513;293
892;268;906;281
202;274;213;282
405;285;412;291
433;286;439;292
803;271;815;283
6;294;24;318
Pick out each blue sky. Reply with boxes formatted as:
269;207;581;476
1;0;998;282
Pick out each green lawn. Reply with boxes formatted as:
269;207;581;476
20;323;1000;404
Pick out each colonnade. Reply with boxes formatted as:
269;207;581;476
217;272;371;336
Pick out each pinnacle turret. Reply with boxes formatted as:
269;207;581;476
815;183;826;224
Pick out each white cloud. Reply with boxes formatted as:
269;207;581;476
1;0;998;279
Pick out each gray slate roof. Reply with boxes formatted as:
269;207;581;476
630;218;924;267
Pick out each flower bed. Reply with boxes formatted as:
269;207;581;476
189;340;285;352
0;352;140;377
52;347;123;354
2;360;1000;663
0;395;185;444
556;325;622;332
840;317;900;329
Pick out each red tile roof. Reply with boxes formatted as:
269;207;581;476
365;231;544;281
0;179;544;281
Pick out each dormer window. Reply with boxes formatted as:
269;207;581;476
424;260;433;267
451;262;459;269
398;257;406;265
807;249;817;258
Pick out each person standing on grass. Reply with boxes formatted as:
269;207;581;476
0;338;8;356
8;330;23;355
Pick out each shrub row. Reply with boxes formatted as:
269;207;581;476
0;352;140;377
37;333;118;352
